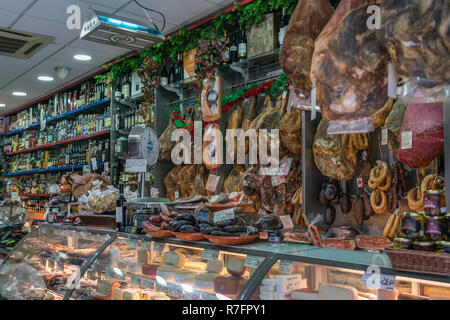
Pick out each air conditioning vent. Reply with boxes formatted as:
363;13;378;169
0;28;53;59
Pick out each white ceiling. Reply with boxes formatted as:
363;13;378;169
0;0;234;116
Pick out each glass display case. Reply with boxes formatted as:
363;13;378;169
1;224;449;300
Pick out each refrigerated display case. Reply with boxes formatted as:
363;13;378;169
1;224;449;300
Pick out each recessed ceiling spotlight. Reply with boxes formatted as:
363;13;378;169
13;92;27;96
0;103;5;107
74;54;92;61
38;76;54;82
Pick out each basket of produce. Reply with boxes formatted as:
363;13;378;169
385;247;450;276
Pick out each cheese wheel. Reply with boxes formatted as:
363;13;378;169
184;261;207;271
318;284;358;300
206;260;224;273
291;289;320;300
174;270;199;284
226;256;246;277
163;252;186;268
156;265;181;281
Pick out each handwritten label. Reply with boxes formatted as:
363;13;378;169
381;128;388;146
153;242;165;253
214;208;235;224
278;260;294;275
140;240;151;250
128;238;139;248
206;174;220;192
125;159;147;173
244;255;265;269
401;131;413;150
361;265;396;291
279;215;294;230
83;165;91;174
91;158;97;170
201;248;220;260
271;175;286;187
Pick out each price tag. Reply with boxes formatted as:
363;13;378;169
168;284;183;298
282;91;287;99
201;248;220;260
151;188;159;197
381;128;388;146
145;172;151;181
91;158;97;170
279;215;294;230
278;260;294;274
278;158;292;176
174;190;180;200
125;159;147;173
361;265;396;291
205;174;220;192
357;177;364;188
11;192;19;202
271;175;286;187
40;120;46;131
244;255;265;269
104;162;109;172
105;267;126;281
401;131;413;150
214;208;235;224
140;240;152;250
128;238;139;248
153;242;165;253
83;165;91;174
311;87;317;121
141;276;156;289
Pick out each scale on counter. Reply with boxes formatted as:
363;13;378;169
125;126;174;209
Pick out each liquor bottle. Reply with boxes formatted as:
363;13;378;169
229;32;238;63
161;58;169;86
116;184;127;231
115;77;122;100
168;58;176;84
175;53;183;82
238;29;247;61
222;29;230;66
278;8;290;47
122;74;131;100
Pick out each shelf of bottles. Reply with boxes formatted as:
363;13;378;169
4;78;110;136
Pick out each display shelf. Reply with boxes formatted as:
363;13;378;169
4;98;111;137
3;193;51;198
3;162;105;177
5;130;111;156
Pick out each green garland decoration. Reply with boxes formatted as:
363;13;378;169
96;0;298;84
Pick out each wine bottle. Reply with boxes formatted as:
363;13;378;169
122;74;131;99
116;184;127;231
168;58;176;84
279;8;290;47
222;29;230;66
230;32;238;63
161;58;169;86
238;29;247;61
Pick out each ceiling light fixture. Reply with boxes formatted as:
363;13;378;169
74;54;92;61
13;92;27;96
38;76;54;82
0;103;5;107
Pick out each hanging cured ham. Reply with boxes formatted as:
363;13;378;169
203;123;222;171
280;0;333;93
310;0;390;124
201;76;222;122
379;0;450;87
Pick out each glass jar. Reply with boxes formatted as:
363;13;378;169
442;241;450;254
393;238;412;250
401;212;424;240
424;190;446;216
424;215;447;241
434;241;445;253
416;241;435;252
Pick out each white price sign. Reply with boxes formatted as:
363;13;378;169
205;174;220;192
279;215;294;230
401;131;413;150
361;265;396;291
201;248;220;260
278;260;294;274
214;208;235;224
91;158;98;170
153;242;166;253
244;255;265;269
381;128;388;146
125;159;147;173
83;165;91;174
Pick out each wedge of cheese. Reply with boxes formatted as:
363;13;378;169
318;284;358;300
206;260;223;273
163;251;186;268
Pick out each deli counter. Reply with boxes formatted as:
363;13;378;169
0;224;449;300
